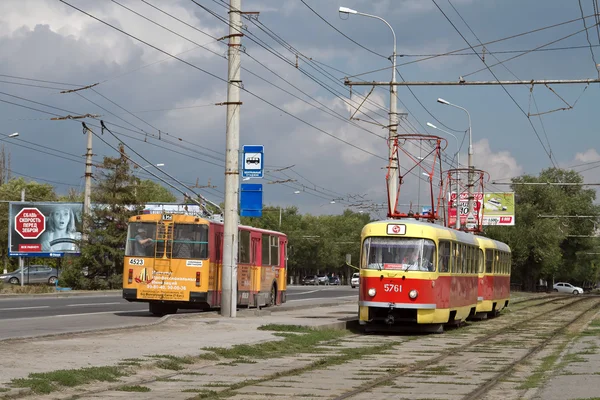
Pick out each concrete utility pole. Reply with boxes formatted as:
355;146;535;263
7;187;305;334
221;0;242;318
82;123;93;240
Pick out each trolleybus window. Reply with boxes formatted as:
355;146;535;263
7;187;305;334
362;237;435;272
261;234;280;265
172;224;208;259
126;222;157;257
239;230;251;264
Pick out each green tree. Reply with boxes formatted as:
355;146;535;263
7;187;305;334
64;146;140;289
135;179;177;203
0;178;57;271
485;168;600;290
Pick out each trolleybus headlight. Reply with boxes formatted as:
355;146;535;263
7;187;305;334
409;289;418;299
368;288;376;297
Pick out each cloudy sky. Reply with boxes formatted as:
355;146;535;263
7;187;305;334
1;0;599;217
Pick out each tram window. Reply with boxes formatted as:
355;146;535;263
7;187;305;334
451;243;457;273
262;234;270;265
469;246;474;273
362;237;435;271
462;244;468;273
438;241;450;273
239;230;250;264
485;249;493;273
270;235;280;266
478;249;484;273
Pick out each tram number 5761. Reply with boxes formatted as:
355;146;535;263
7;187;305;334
384;284;402;293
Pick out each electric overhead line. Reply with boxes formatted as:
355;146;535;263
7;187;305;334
446;0;555;163
578;0;600;77
431;0;558;168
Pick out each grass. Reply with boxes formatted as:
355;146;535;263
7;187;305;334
0;284;56;295
146;354;196;371
117;385;151;392
518;352;561;390
203;325;348;360
10;366;126;395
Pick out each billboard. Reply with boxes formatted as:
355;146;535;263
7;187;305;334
9;202;83;257
448;192;515;227
9;202;213;257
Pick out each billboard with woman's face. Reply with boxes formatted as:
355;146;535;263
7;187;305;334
9;202;83;257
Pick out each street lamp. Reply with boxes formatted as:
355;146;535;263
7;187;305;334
427;122;461;229
7;132;19;138
436;98;474;228
339;6;399;217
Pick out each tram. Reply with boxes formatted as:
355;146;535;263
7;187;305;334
122;212;287;316
357;219;510;332
474;235;511;318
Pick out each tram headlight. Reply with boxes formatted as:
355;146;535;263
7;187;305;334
368;288;376;297
409;289;418;299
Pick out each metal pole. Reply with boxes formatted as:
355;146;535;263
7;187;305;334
221;0;242;318
20;189;24;287
389;30;398;217
466;109;474;228
83;124;93;240
455;152;461;230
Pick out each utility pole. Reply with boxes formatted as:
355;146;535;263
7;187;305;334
221;0;242;318
82;123;93;240
388;42;398;217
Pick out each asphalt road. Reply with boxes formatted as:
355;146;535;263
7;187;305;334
0;285;358;341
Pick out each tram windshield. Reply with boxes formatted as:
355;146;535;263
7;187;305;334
362;237;436;272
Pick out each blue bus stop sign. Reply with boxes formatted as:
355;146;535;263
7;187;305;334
242;145;264;178
240;183;263;217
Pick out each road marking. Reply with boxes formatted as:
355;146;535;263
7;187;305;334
288;289;321;296
287;295;358;303
2;309;147;321
0;306;50;311
66;302;123;307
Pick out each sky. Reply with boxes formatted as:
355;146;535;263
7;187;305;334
0;0;599;218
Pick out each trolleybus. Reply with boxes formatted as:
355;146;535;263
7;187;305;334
122;212;287;316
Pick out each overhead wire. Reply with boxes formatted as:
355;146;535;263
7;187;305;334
432;0;557;168
578;0;600;77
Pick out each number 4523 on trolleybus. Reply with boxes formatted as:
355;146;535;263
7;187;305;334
122;213;288;316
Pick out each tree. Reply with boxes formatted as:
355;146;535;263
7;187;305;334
485;168;600;290
0;178;57;271
64;146;140;289
135;179;177;203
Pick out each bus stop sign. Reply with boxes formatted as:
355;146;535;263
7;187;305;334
242;145;264;178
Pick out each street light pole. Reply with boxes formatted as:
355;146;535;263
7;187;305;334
427;122;461;230
437;98;474;229
339;7;398;216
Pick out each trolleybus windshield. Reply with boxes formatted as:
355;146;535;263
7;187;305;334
362;237;436;272
125;222;157;257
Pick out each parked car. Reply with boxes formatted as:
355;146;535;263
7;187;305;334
351;272;359;289
329;276;341;285
317;276;329;285
553;282;584;295
302;275;319;285
0;265;58;285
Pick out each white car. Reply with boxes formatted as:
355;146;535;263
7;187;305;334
553;282;584;295
350;273;359;289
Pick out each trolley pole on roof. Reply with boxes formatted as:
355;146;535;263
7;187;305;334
221;0;243;318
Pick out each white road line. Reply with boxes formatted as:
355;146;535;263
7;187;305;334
0;306;50;311
66;302;123;307
288;289;321;296
287;295;358;303
3;309;146;321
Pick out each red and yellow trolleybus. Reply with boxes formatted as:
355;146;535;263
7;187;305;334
122;212;287;316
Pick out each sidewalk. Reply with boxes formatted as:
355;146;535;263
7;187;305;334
0;299;357;388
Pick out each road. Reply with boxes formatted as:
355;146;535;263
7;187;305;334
0;285;357;341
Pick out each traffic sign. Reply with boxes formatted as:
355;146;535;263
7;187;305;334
242;145;264;178
240;183;263;217
14;207;46;239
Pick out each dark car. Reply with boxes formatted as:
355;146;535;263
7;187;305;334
302;275;318;285
329;276;341;285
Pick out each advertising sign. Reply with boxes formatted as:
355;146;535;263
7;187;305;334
448;192;515;227
9;202;83;257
